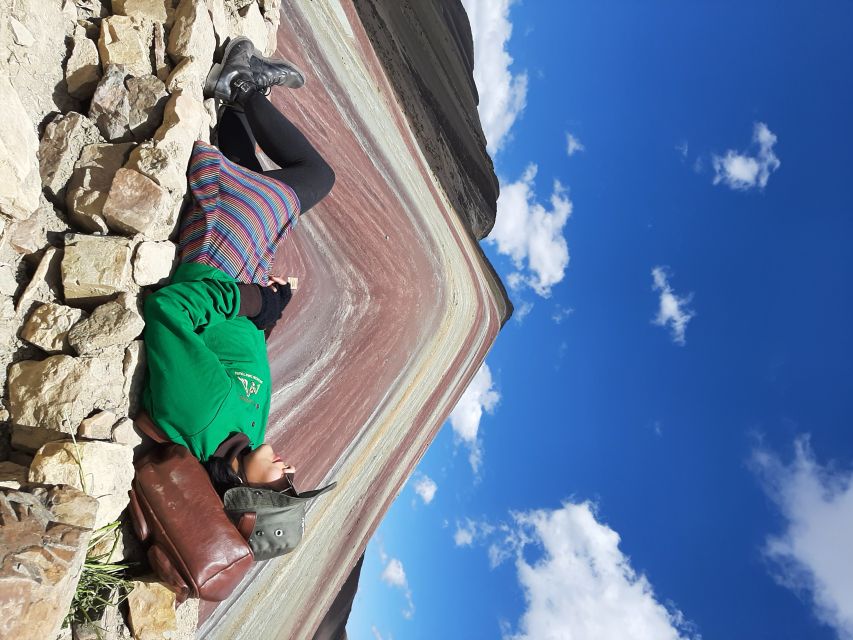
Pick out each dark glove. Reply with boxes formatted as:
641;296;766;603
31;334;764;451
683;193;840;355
249;282;292;330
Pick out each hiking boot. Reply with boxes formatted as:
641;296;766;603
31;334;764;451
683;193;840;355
204;36;305;104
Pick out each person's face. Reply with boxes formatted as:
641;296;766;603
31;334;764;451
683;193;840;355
240;444;295;490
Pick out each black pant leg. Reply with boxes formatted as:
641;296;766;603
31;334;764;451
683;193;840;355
241;92;335;213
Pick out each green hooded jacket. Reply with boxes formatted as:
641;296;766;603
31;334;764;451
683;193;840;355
141;263;271;461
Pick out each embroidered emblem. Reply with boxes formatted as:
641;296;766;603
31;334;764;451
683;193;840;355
235;371;263;398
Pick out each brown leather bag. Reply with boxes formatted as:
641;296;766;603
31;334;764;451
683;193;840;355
128;415;255;602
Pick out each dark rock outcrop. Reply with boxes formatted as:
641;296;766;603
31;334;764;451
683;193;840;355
352;0;499;240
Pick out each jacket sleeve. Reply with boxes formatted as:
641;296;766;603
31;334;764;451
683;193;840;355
142;278;241;439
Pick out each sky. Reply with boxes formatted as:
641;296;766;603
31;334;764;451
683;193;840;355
348;2;853;639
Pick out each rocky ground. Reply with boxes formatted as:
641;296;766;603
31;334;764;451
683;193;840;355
0;1;283;638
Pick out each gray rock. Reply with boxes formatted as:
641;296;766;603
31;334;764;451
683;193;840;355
67;292;144;355
29;440;134;531
167;0;215;84
61;234;134;304
6;197;69;256
98;15;154;78
111;417;142;449
77;410;117;440
127;75;169;140
0;77;41;220
89;64;131;141
0;485;98;640
127;91;209;199
102;168;173;237
38;112;105;202
66;142;136;234
132;240;178;286
20;302;86;354
66;26;102;100
15;246;64;315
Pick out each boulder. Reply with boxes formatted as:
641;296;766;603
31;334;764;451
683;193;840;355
0;485;98;640
126;580;178;640
124;141;181;194
66;25;103;99
127;75;169;140
89;64;132;141
77;410;117;440
6;197;69;256
102;168;173;237
20;302;86;354
156;88;210;152
15;246;64;315
112;0;173;23
66;142;136;234
153;22;172;82
167;0;215;83
0;461;28;489
0;76;40;220
29;440;134;530
133;240;178;286
124;91;209;201
7;353;126;433
38;112;105;203
68;293;144;355
98;15;154;78
62;234;134;303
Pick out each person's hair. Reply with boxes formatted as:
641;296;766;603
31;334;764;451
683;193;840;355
203;456;244;497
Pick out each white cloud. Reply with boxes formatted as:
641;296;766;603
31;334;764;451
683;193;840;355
513;300;533;323
651;266;695;346
379;553;415;619
487;165;572;297
753;436;853;639
448;362;500;473
566;132;585;156
454;518;496;548
412;474;437;505
712;122;781;190
551;305;573;324
371;626;392;640
491;502;696;640
462;0;528;155
676;140;689;159
381;558;407;588
454;522;476;547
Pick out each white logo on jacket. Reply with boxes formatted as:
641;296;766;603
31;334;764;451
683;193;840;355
235;371;263;397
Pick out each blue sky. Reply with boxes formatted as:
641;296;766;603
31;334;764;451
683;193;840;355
349;2;853;639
